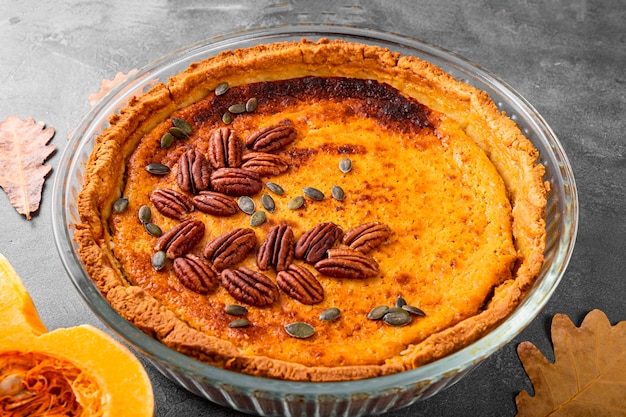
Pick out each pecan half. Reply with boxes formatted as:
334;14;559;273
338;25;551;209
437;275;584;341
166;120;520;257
221;267;278;307
150;188;194;220
245;121;297;153
342;222;392;253
277;264;323;305
257;224;294;272
192;191;238;216
314;248;379;279
155;219;205;259
203;228;257;270
173;254;218;294
241;152;289;177
295;222;343;264
177;147;211;194
210;168;262;197
207;127;243;169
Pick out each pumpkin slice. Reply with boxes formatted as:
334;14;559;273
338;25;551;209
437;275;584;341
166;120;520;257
0;255;47;336
0;253;154;416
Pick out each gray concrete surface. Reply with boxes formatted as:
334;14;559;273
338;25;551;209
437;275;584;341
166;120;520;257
1;1;624;416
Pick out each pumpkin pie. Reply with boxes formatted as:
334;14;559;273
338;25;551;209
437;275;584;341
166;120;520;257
76;39;547;382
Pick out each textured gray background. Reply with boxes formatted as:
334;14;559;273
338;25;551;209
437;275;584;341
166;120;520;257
1;1;624;416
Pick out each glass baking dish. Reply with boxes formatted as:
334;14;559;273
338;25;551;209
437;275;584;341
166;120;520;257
52;24;577;416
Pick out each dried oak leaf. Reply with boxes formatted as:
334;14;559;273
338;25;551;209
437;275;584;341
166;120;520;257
87;69;138;106
0;116;56;220
516;309;626;417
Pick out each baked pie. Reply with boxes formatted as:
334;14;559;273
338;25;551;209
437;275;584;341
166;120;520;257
76;39;547;382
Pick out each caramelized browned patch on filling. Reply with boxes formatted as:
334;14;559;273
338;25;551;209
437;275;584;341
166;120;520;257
192;77;431;130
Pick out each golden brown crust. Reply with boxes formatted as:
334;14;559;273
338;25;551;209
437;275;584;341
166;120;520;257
76;39;547;382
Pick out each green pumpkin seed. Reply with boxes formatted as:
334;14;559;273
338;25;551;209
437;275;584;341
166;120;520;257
331;185;345;201
265;182;284;195
339;158;352;173
169;126;188;139
172;118;193;135
245;97;258;112
228;319;250;328
145;222;162;237
287;196;304;210
138;205;151;224
225;304;248;316
112;197;129;213
250;210;266;227
395;295;407;308
215;82;229;96
145;163;170;175
222;112;233;124
319;307;341;321
228;103;246;114
402;305;426;316
303;187;324;201
261;194;275;213
382;307;411;327
238;196;255;215
284;322;315;339
367;305;389;320
160;132;174;148
151;250;166;271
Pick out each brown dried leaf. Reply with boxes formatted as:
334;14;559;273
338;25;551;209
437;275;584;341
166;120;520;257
0;116;56;219
516;309;626;416
87;69;138;106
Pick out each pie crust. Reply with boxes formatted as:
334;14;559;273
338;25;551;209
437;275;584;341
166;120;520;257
76;39;547;382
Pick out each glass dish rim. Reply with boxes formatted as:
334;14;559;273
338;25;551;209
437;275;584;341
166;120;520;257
52;23;578;396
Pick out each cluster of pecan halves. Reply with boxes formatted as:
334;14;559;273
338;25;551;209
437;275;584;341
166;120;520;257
152;120;295;219
146;117;391;307
156;219;391;308
253;220;392;306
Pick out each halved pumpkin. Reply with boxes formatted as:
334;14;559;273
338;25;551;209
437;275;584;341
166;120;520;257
0;253;154;416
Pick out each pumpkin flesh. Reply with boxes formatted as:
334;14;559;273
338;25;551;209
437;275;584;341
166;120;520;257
0;253;154;417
